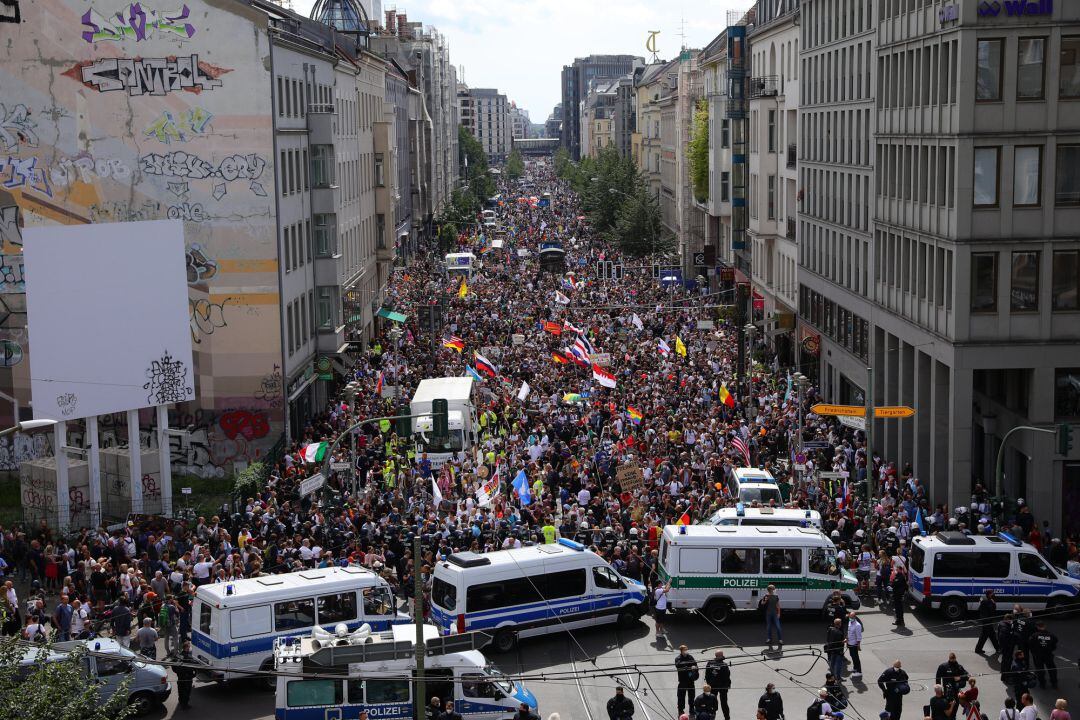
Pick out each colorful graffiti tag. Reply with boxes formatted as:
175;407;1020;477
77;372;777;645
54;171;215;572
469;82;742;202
81;3;196;43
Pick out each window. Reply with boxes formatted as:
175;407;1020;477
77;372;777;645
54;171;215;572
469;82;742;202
767;175;776;220
593;566;626;590
365;679;410;704
284;228;291;271
374;153;385;187
1056;368;1080;418
362;586;394;616
679;548;719;574
976;39;1002;101
95;657;132;677
279;150;287;197
1059;36;1080;98
1056;145;1080;205
300;295;307;341
762;548;802;574
461;674;498;699
933;552;1010;578
274;598;315;631
431;578;457;610
720;548;760;574
199;603;213;634
1018;553;1056;579
973;147;999;207
1013;146;1041;206
768;109;776;153
721;172;730;203
286;303;294;355
1052;250;1079;310
1010;250;1039;311
1016;38;1045;100
287;680;341;708
317;592;357;625
277;77;284;116
721;119;730;148
314;214;336;256
229;606;271;639
971;252;997;312
311;144;334;187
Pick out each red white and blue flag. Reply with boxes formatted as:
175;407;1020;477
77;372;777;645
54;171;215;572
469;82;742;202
657;339;672;357
374;371;384;397
730;436;752;467
565;345;591;367
474;351;498;378
563;319;584;336
838;480;851;511
574;334;595;357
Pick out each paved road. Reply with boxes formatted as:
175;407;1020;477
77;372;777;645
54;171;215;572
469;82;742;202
149;602;1078;720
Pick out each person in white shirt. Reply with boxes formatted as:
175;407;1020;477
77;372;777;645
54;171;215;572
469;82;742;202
1018;694;1038;720
70;599;89;638
653;583;670;636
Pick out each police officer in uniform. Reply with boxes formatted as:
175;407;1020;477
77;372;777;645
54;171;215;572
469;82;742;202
704;650;732;720
1030;621;1058;689
974;589;998;654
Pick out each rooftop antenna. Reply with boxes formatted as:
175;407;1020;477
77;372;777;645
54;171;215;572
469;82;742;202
678;15;687;51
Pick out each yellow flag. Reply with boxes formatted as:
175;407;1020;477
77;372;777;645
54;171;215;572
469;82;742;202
458;278;468;298
675;336;687;357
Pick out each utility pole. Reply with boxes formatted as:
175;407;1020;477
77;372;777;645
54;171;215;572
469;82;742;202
413;535;426;719
865;366;874;502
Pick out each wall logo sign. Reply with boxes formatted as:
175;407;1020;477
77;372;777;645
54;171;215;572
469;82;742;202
977;0;1052;16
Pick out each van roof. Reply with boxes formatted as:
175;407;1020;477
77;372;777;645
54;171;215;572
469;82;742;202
196;566;381;607
437;541;598;574
662;524;829;544
732;467;777;483
21;637;128;664
913;531;1026;550
710;507;821;522
412;377;474;403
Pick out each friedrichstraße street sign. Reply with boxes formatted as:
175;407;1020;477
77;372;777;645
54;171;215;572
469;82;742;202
811;403;916;419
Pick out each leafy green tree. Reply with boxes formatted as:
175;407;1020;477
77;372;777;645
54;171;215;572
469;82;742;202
457;126;496;204
505;149;525;179
554;147;572;178
688;99;709;203
610;181;671;258
581;146;638;235
0;637;136;720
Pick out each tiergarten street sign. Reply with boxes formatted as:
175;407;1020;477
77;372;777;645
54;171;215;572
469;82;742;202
811;403;916;419
874;406;916;418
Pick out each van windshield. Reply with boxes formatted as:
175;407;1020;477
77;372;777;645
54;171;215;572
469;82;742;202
484;665;514;694
418;429;465;454
740;487;782;505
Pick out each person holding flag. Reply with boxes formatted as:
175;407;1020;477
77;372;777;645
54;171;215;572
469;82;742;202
512;469;532;505
675;336;688;357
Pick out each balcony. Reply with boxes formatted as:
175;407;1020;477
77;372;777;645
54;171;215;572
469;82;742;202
307;104;334;144
787;143;797;169
786;217;796;240
376;238;395;263
749;76;779;99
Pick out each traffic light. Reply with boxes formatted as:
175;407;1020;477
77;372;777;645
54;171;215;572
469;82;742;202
432;398;449;446
394;415;412;438
1058;423;1074;455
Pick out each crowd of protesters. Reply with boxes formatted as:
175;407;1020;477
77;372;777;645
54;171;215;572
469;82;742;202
1;165;1078;720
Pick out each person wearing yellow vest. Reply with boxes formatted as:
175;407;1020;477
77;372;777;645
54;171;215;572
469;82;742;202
541;520;557;544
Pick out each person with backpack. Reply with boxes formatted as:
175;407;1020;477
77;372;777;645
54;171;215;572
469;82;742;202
159;596;180;656
825;618;846;681
808;688;834;720
675;645;699;717
704;650;731;720
878;659;910;720
998;698;1020;720
22;614;48;643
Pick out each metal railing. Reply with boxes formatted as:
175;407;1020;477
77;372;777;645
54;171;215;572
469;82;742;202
787;143;797;168
749;75;780;98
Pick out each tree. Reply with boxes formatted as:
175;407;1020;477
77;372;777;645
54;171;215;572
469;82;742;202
505;148;525;179
554;147;572;178
0;636;136;720
581;146;637;235
611;181;671;258
688;99;709;204
457;126;496;204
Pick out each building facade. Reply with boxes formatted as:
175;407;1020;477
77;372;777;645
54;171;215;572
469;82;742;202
561;54;644;160
457;86;513;164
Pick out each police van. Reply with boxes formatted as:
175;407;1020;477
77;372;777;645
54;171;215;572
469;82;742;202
659;525;860;624
191;566;410;683
429;538;647;652
705;505;822;529
907;531;1080;620
274;623;536;720
727;467;783;506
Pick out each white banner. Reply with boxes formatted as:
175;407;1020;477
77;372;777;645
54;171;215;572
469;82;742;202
517;381;531;401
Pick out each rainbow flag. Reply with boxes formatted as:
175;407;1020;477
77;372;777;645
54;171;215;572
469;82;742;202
627;407;643;425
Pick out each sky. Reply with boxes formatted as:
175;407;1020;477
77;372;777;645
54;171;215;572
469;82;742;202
291;0;746;122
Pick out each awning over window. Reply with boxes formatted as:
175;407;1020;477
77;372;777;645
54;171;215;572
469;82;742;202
376;308;407;323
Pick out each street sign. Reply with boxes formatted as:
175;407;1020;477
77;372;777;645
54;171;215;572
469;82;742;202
696;319;715;330
330;462;352;472
180;487;192;495
838;415;867;431
810;403;866;417
794;453;806;464
299;473;326;497
802;440;830;450
873;405;916;418
819;471;850;479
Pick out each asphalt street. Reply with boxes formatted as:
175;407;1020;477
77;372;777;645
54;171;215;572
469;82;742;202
149;601;1080;720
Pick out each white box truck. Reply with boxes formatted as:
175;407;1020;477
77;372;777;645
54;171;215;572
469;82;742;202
410;377;477;468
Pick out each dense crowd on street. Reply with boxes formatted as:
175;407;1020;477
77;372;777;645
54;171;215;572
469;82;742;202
1;165;1079;720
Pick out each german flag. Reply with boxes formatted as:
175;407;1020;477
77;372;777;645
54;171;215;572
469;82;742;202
551;351;570;364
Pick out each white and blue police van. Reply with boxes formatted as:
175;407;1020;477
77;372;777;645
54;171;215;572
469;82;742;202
429;538;647;652
907;531;1080;620
191;566;410;683
274;623;537;720
727;467;783;506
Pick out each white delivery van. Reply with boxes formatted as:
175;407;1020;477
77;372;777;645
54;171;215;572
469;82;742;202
19;638;171;716
275;623;537;720
659;525;860;624
907;530;1080;620
705;505;822;529
410;376;477;469
482;210;497;222
726;467;783;506
191;566;409;684
445;252;478;280
429;538;647;652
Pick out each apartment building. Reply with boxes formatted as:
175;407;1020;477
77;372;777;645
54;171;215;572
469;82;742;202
457;86;513;164
747;0;801;363
635;63;672;206
699;30;737;276
582;80;617;158
799;0;1080;532
657;53;704;276
562;55;645;159
510;104;532;141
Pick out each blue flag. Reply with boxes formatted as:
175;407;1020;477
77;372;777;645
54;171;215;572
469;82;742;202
512;469;531;505
915;507;926;534
465;366;483;383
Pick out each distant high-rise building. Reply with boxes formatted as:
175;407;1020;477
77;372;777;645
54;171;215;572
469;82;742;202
561;54;645;160
457;86;513;164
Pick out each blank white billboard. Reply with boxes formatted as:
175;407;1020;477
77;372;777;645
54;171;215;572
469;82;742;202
24;220;194;420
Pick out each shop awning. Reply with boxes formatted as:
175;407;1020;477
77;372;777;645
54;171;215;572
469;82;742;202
376;308;407;323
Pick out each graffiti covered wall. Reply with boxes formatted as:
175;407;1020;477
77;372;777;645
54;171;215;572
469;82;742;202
0;0;283;475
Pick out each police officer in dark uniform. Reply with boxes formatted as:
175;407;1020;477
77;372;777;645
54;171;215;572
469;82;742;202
675;645;699;717
1030;621;1058;689
758;683;785;720
974;589;998;654
606;686;635;720
704;650;732;720
173;640;196;709
997;614;1016;678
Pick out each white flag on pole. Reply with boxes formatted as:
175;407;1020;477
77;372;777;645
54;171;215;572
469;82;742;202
517;381;531;402
431;477;443;504
632;313;644;331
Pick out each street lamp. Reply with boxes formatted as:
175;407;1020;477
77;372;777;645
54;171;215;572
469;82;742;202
793;373;809;487
744;324;758;414
0;419;57;438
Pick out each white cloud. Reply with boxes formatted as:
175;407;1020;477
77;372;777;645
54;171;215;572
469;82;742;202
292;0;747;122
